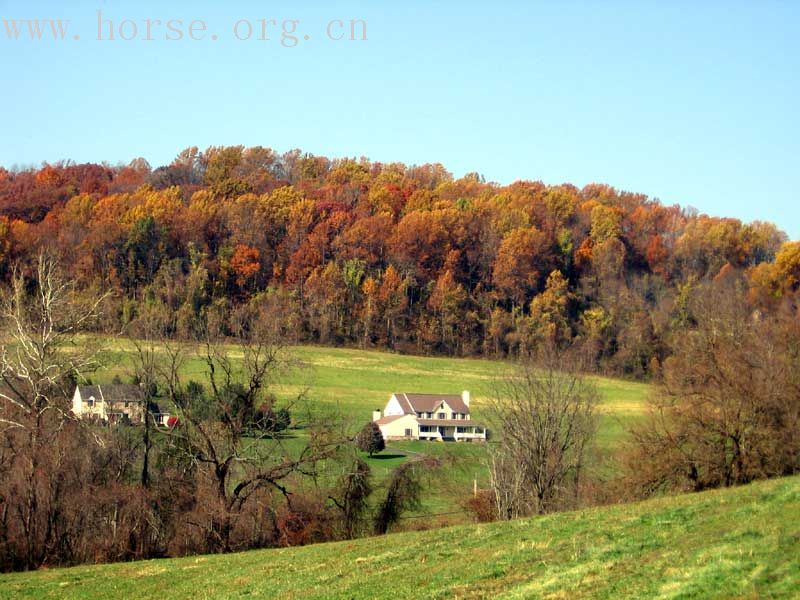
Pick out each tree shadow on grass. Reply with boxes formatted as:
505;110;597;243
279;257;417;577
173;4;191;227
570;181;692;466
368;454;406;460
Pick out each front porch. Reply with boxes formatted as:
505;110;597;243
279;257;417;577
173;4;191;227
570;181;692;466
419;423;486;442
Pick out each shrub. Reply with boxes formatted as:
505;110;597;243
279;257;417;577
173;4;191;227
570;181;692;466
355;421;385;457
463;489;497;523
253;404;291;433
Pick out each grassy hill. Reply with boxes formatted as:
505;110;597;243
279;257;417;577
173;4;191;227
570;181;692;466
2;475;797;599
91;340;651;518
95;340;651;445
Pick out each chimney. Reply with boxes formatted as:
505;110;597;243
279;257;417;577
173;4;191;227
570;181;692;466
462;390;470;408
372;409;382;421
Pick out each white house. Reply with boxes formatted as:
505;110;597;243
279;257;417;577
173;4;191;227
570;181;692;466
372;391;486;442
72;384;169;425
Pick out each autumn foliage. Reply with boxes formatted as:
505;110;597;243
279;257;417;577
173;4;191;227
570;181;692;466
0;147;792;377
0;149;798;573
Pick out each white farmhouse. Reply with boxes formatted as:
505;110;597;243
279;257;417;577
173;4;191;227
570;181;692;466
72;384;169;425
373;391;486;442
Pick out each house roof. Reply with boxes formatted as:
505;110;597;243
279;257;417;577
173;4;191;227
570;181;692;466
375;414;407;425
77;384;145;405
393;393;470;414
77;385;102;400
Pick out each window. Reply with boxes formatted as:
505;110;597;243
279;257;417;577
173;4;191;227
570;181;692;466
404;428;412;437
438;412;445;419
87;397;95;407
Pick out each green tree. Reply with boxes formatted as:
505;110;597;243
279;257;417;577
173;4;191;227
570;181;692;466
355;421;385;457
120;216;166;291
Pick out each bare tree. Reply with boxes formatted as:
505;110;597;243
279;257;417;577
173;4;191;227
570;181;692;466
157;299;347;552
127;301;178;489
488;450;529;520
373;456;441;534
626;273;800;494
328;456;372;539
0;254;106;427
488;346;598;518
0;253;107;569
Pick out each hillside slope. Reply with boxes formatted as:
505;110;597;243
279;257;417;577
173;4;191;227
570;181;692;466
2;476;798;599
92;341;651;520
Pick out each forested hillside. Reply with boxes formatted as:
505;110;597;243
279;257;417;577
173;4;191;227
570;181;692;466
2;148;799;575
0;147;796;376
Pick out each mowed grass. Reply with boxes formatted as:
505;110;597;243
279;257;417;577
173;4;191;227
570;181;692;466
89;338;651;519
3;475;798;599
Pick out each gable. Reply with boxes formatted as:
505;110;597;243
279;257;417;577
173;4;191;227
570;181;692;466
76;385;102;402
384;394;408;416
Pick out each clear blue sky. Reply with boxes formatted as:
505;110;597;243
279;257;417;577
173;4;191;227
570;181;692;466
1;0;798;237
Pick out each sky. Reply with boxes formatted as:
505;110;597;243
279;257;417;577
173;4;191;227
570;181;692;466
1;0;798;237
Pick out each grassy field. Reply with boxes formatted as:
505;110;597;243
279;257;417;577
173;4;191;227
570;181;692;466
93;339;651;445
3;474;797;599
89;339;652;519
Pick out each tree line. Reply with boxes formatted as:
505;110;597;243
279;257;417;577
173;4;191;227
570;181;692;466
1;146;796;377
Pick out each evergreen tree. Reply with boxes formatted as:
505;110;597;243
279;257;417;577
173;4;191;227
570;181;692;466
355;421;385;457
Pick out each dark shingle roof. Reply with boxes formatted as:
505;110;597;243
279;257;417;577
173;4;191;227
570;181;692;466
77;385;102;400
78;384;144;405
394;393;469;414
